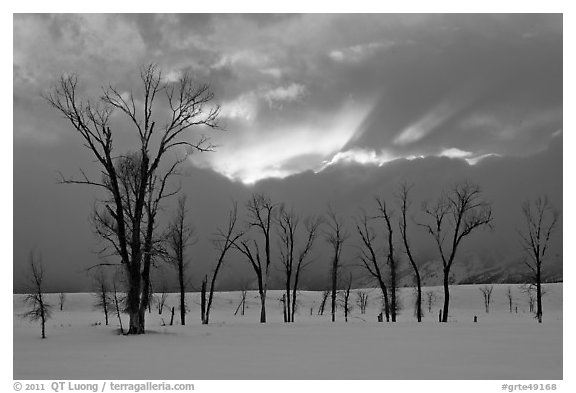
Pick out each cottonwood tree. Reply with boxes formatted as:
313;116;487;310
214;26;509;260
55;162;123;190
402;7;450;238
518;196;558;323
397;182;423;322
165;195;196;325
21;252;52;339
45;64;219;334
420;181;493;322
93;268;112;325
325;205;349;322
233;194;278;323
479;285;494;313
204;203;243;324
276;206;322;322
355;210;390;322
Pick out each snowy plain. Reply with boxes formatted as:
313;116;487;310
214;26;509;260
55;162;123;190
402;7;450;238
13;283;562;380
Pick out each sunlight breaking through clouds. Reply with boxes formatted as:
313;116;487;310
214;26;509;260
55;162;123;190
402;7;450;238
190;103;373;184
393;100;461;145
317;146;500;172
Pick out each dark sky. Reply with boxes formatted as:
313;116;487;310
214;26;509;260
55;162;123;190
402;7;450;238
13;14;562;292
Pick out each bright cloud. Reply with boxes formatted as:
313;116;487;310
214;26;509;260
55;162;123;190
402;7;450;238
439;148;500;165
191;103;372;184
319;148;397;170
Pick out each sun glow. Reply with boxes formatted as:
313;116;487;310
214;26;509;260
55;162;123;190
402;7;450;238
190;103;373;185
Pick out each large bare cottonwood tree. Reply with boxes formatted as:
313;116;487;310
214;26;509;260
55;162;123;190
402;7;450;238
518;196;558;323
421;181;492;322
45;64;219;334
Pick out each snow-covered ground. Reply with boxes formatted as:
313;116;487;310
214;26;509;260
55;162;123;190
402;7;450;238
13;284;562;380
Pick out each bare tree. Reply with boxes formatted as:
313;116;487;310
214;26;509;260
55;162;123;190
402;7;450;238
356;291;369;314
355;210;390;322
155;281;169;315
518;196;558;323
93;268;112;326
234;289;248;316
277;206;322;322
233;193;278;323
375;197;399;322
58;292;66;311
397;182;423;322
425;289;437;314
165;195;195;326
479;285;494;313
521;284;538;314
204;203;243;324
45;64;219;334
325;205;350;322
506;286;514;313
21;251;52;339
420;181;493;322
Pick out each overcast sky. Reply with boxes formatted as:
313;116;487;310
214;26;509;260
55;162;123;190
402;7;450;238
13;14;562;292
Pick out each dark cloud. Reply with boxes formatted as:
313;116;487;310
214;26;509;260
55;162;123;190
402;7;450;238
13;14;562;292
13;134;562;292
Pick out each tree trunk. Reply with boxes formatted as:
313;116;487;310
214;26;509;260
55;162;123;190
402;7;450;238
536;265;543;323
442;270;450;323
170;306;175;326
285;283;291;323
127;265;143;334
291;267;302;323
201;275;207;324
40;301;46;339
415;273;422;322
378;279;390;322
259;291;267;323
389;260;397;322
179;261;186;326
331;287;336;323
